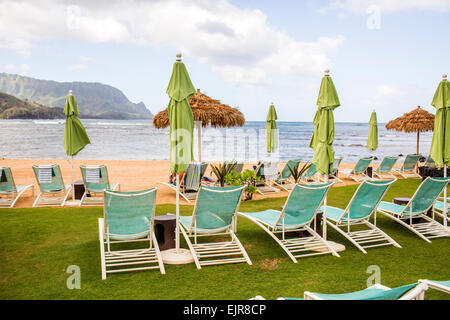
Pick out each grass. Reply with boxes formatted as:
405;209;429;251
0;178;449;300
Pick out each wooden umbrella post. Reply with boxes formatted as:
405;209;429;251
417;131;420;155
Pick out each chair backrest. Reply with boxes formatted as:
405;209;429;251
352;157;372;174
32;164;65;193
191;185;245;230
405;177;450;215
225;161;244;174
340;179;395;221
200;162;209;176
280;159;301;180
80;165;110;192
331;157;343;174
302;163;317;179
261;161;279;180
401;154;420;172
424;155;435;168
310;283;419;300
184;162;203;191
104;188;157;237
0;166;16;193
276;182;333;228
376;156;398;173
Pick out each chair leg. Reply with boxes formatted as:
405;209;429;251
179;224;202;269
152;232;166;274
230;231;252;265
377;210;432;243
32;192;42;208
98;218;107;280
326;220;368;254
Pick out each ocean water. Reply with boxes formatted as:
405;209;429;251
0;119;433;162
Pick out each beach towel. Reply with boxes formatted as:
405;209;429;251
38;166;54;184
85;166;101;183
185;163;202;190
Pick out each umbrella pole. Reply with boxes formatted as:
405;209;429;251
323;174;327;240
176;173;180;252
72;156;75;200
445;165;448;228
197;121;202;162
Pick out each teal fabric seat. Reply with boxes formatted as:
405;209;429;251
434;200;445;211
306;283;418;300
80;165;120;206
320;206;345;222
377;201;416;216
32;164;71;207
241;210;304;230
0;166;34;208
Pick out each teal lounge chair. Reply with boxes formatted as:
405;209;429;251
255;161;280;194
376;177;450;242
80;165;120;206
159;161;209;203
340;157;372;182
299;163;318;183
324;179;400;253
373;156;398;179
303;282;427;300
423;155;436;168
419;280;450;295
32;164;72;207
0;166;34;208
98;188;165;279
273;159;302;191
432;200;450;223
319;157;343;183
393;154;421;178
178;185;251;269
225;160;244;174
238;182;340;263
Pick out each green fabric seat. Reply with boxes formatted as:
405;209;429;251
434;200;446;211
308;283;418;300
375;156;398;173
319;206;344;222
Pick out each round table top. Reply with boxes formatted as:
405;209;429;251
154;215;176;221
393;197;411;204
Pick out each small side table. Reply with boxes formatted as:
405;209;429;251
73;180;85;200
154;215;176;250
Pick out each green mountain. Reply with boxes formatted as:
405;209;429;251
0;73;153;119
0;91;64;119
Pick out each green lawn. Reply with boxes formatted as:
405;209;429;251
1;178;449;300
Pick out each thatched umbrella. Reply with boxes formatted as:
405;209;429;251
153;89;245;161
385;106;434;154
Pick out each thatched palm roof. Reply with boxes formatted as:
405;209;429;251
385;106;434;133
153;89;245;128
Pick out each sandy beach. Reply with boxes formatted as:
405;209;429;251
0;158;404;208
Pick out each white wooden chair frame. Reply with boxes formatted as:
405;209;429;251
419;279;450;295
325;179;401;254
256;161;280;194
178;186;252;269
376;177;450;243
238;183;340;263
433;197;450;223
98;188;165;279
32;165;71;207
0;167;34;208
304;282;428;300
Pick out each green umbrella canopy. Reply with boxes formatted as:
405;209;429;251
310;70;340;174
430;74;450;167
367;111;378;151
63;91;90;156
167;54;196;174
265;103;278;153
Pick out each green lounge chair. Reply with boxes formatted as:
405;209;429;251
319;157;343;183
32;164;72;207
419;279;450;295
340;157;372;182
432;200;450;223
0;166;34;208
393;154;421;178
376;177;450;242
79;165;120;206
255;161;280;194
98;188;165;279
225;160;244;174
299;163;318;183
273;159;301;191
178;185;251;268
159;161;209;203
238;182;340;263
423;155;436;168
303;282;427;300
323;179;401;253
373;156;398;179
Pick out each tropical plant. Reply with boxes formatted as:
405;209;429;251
225;169;263;201
210;161;238;187
287;162;312;183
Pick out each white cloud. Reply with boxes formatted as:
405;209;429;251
79;56;95;62
4;64;15;71
0;0;345;85
68;64;87;71
18;64;30;76
325;0;450;14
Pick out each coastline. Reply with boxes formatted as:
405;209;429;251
0;158;399;208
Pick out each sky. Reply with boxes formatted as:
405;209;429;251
0;0;449;122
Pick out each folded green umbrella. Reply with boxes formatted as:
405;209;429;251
63;93;90;157
265;103;278;153
430;75;450;168
367;111;378;151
